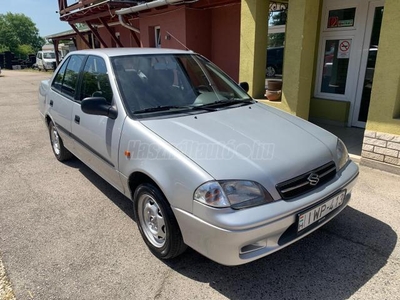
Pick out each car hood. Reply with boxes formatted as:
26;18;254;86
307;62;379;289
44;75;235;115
140;103;337;198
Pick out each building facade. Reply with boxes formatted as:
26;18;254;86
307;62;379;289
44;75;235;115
53;0;400;172
240;0;400;172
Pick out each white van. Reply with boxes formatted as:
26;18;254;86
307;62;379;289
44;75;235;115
36;51;56;71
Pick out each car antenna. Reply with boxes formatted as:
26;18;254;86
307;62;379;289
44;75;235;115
166;31;191;51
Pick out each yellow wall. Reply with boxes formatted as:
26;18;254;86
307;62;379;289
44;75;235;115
280;0;321;119
366;0;400;135
239;0;269;99
240;0;322;119
309;98;350;123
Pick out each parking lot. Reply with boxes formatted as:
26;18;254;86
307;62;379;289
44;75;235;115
0;70;399;300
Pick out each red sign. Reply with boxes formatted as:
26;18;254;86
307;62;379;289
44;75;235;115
328;16;339;28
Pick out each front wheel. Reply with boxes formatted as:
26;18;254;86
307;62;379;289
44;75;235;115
134;183;187;260
49;121;72;161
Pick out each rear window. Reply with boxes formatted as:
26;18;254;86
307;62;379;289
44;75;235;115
51;55;85;99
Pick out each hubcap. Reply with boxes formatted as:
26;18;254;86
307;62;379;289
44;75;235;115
51;126;61;155
138;194;166;248
266;66;276;77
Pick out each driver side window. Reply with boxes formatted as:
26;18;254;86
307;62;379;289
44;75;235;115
80;56;113;104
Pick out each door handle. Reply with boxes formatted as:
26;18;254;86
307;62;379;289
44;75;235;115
49;100;53;107
74;115;80;124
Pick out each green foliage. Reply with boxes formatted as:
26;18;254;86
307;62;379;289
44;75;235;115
0;45;9;52
17;44;35;58
0;12;45;58
268;33;285;48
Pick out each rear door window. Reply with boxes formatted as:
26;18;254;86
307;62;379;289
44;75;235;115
61;55;85;99
52;57;69;92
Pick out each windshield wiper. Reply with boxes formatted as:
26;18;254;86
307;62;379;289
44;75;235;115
134;98;254;114
197;98;254;108
134;105;183;114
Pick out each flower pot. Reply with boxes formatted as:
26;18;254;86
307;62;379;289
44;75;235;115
265;90;281;101
267;80;282;91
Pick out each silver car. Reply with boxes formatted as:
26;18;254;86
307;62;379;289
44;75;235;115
39;48;358;266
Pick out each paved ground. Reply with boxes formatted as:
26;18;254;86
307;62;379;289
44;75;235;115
0;70;400;300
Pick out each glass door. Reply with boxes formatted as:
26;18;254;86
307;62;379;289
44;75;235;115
352;1;384;127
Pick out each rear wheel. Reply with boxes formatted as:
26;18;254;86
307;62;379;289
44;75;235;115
49;121;72;161
134;183;187;259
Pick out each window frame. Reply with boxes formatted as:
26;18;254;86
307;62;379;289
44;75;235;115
155;26;161;48
314;0;369;103
314;34;356;101
321;0;361;32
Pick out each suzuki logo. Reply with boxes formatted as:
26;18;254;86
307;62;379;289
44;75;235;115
307;173;320;186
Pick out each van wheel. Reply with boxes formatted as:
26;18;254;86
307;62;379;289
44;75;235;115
49;121;72;161
134;183;187;259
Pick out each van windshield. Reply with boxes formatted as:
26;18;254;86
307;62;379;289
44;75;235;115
43;52;55;59
111;54;251;117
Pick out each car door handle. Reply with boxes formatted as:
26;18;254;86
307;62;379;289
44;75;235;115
74;115;80;124
49;100;53;107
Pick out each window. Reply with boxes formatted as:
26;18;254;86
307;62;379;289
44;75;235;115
315;2;359;99
52;57;70;92
320;39;351;94
61;55;85;99
155;26;161;48
111;54;249;115
328;8;356;28
43;52;56;59
80;56;113;104
267;2;288;78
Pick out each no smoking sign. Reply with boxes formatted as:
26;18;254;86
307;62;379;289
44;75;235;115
338;39;351;59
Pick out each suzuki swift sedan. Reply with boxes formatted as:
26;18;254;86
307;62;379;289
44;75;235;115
39;48;359;265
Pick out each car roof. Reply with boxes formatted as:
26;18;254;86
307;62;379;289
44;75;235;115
69;48;194;57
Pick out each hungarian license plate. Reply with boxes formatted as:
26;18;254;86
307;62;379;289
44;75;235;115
298;191;346;232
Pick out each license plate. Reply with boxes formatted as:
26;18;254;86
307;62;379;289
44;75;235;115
298;191;346;232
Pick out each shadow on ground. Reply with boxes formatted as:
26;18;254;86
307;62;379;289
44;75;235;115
66;159;397;300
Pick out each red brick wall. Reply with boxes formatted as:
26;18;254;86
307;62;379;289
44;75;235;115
139;7;187;50
210;3;241;81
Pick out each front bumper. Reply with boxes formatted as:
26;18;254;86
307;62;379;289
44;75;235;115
173;161;359;266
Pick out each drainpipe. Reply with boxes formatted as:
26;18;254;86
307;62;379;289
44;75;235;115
116;0;197;40
118;14;140;34
116;0;189;16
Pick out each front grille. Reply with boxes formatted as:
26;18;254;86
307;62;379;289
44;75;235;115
276;161;336;200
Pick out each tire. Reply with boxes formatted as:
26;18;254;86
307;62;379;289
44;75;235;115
49;121;72;162
134;183;187;260
266;65;276;78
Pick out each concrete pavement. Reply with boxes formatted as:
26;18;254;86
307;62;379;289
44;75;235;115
0;70;399;300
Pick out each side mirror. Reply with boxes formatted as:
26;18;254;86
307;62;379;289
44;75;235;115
239;82;249;93
81;97;118;119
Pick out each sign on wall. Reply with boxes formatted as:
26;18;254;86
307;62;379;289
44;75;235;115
338;39;351;59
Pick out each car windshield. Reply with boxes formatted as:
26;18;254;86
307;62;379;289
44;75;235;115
111;54;251;117
43;52;56;59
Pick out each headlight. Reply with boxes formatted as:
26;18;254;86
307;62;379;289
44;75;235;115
194;180;274;209
336;138;349;170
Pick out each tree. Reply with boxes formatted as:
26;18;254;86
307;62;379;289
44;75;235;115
0;12;45;58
